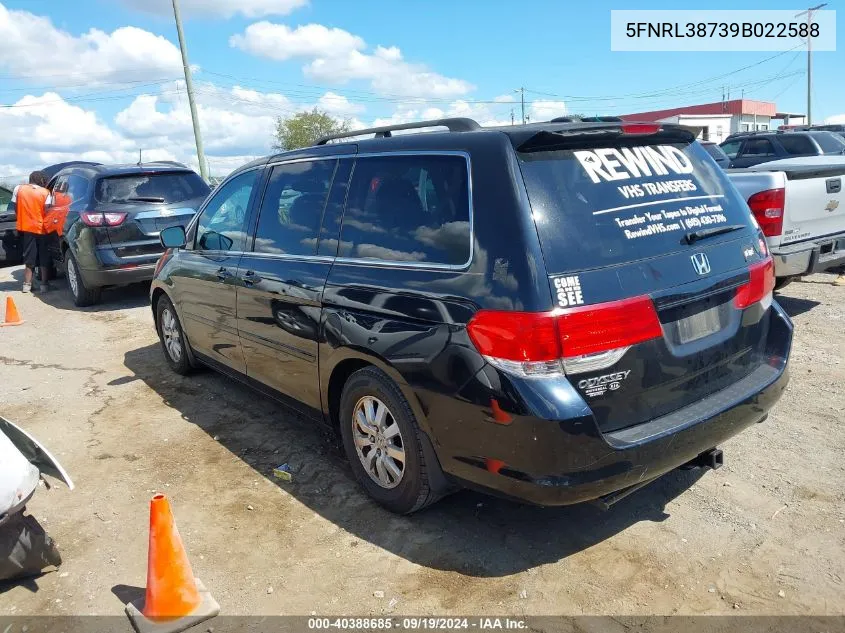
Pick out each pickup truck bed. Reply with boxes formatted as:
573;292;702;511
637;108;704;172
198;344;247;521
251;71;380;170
728;156;845;280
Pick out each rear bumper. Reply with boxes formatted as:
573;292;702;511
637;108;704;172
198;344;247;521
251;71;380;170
437;302;793;507
80;263;157;287
771;232;845;277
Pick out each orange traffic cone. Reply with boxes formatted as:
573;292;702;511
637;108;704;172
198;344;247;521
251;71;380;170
1;296;24;326
125;494;219;633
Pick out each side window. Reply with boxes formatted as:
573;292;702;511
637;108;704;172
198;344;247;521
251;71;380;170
742;138;776;157
720;140;741;159
338;154;470;266
48;176;70;209
252;159;336;255
67;175;89;207
778;134;816;156
194;170;257;252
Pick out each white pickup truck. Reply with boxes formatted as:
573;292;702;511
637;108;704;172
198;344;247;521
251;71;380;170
728;156;845;286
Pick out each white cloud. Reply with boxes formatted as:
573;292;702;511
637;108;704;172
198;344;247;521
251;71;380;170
0;93;129;153
122;0;309;18
529;100;567;121
230;22;364;61
824;114;845;125
0;4;182;86
116;81;289;156
316;91;365;117
494;94;516;103
231;22;473;98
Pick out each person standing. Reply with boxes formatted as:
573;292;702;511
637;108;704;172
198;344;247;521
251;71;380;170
11;171;50;293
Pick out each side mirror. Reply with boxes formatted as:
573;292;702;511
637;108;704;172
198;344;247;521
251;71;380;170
160;225;186;249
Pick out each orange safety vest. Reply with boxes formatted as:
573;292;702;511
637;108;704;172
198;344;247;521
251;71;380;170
13;184;50;235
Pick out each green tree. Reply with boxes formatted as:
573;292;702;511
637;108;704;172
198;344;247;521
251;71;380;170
273;108;351;150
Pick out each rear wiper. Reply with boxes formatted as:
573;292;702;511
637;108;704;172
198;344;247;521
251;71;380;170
682;224;746;245
126;196;166;203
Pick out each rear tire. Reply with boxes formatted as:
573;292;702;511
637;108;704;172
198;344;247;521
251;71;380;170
339;367;445;514
65;251;101;307
155;295;192;375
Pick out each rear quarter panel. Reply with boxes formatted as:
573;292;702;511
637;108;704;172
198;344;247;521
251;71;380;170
319;133;554;446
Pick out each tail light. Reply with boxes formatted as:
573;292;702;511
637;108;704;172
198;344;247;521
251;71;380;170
747;188;784;237
80;212;127;227
735;257;775;310
466;295;663;378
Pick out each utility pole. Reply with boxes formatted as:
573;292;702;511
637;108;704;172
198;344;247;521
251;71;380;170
796;3;826;126
515;87;526;125
510;109;515;126
172;0;208;181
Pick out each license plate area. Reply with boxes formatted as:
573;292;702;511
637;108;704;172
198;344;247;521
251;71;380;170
665;301;730;345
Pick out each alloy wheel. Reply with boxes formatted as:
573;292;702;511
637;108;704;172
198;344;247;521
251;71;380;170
352;395;405;489
160;307;183;363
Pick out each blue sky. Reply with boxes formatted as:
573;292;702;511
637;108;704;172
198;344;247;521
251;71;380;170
0;0;842;179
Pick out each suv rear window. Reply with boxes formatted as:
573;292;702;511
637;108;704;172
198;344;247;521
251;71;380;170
95;172;209;204
779;134;816;155
519;140;755;273
812;132;845;154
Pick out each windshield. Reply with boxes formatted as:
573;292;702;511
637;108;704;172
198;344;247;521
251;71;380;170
519;140;756;273
95;172;210;204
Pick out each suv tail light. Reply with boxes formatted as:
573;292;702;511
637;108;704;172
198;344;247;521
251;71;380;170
747;188;784;237
466;295;663;378
80;212;128;227
734;257;775;310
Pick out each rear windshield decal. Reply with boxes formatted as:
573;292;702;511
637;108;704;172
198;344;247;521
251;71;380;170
553;274;584;307
573;145;730;242
573;146;693;184
519;141;752;273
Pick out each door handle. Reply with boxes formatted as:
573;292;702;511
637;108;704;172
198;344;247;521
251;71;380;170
242;270;262;285
827;178;842;194
216;266;232;281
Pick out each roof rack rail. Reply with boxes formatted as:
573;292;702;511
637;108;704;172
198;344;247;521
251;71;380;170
314;117;481;145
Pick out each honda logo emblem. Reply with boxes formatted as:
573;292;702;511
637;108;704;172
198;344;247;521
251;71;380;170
691;252;711;276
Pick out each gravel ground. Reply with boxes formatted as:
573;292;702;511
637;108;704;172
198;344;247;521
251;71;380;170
0;264;843;618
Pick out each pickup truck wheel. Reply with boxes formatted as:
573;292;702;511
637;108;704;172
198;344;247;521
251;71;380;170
774;276;795;291
339;367;443;514
65;252;101;307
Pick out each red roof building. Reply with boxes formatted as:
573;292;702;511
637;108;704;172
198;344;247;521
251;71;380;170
620;100;805;142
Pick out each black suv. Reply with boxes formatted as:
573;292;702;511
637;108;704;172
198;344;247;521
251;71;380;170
151;118;792;513
44;163;210;305
719;130;845;168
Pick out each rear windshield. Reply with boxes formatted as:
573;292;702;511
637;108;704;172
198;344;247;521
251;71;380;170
811;132;845;154
519;140;755;273
95;172;210;204
701;143;728;161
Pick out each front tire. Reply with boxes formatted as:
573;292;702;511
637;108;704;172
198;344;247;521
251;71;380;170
155;296;192;375
339;367;443;514
65;251;101;306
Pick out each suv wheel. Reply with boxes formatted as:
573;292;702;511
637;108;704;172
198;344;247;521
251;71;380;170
155;296;193;375
65;251;101;307
339;367;443;514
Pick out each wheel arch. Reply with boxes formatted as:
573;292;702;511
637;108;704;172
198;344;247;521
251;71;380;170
322;348;432;439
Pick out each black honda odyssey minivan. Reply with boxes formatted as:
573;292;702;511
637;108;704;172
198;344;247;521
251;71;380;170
151;118;792;514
